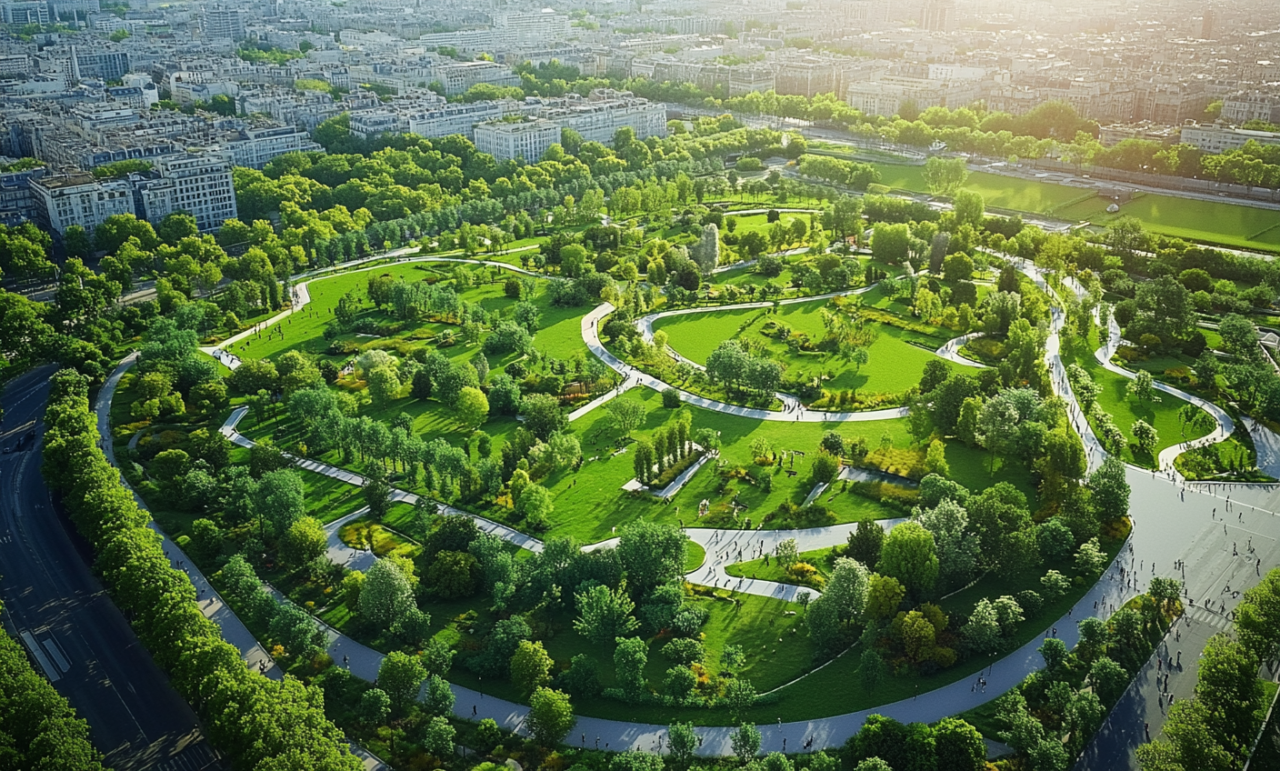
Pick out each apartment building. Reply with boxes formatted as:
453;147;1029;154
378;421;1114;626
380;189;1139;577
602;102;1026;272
474;118;559;161
133;153;237;231
201;124;323;169
1222;92;1280;125
774;57;841;99
0;1;49;24
30;172;133;234
1180;122;1280;154
846;75;979;117
431;60;521;96
527;89;666;144
204;8;249;41
407;99;520;140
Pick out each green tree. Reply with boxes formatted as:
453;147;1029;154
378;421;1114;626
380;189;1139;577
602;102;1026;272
607;397;645;438
358;688;391;725
377;651;427;711
456;385;490;430
510;640;554;696
574;582;640;644
526;688;575;746
878;521;939;595
613;636;649;700
617;521;687;593
846;520;885;570
806;557;870;650
521;393;566;441
934;717;986;771
360;557;417;629
257;469;305;536
668;722;699;769
281;516;326;567
730;722;762;763
367;365;402;407
363;461;392;520
422;715;456;757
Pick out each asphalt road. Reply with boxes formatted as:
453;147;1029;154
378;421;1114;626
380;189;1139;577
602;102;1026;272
0;366;220;771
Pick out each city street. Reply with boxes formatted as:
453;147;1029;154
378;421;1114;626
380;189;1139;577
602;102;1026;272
0;367;220;771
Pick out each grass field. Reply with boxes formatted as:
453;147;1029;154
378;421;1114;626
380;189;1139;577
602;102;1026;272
653;297;963;397
866;162;1280;253
1061;334;1213;466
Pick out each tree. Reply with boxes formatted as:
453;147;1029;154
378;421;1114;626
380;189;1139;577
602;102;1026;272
456;386;489;430
574;582;639;643
1131;419;1158;456
1197;634;1263;750
515;484;554;529
730;723;762;763
422;674;455;716
358;689;391;725
853;761;893;771
282;516;326;566
864;574;906;620
878;522;939;595
668;722;699;769
426;550;477;598
917;498;979;589
961;598;1002;654
806;557;869;650
363;461;392;520
360;557;417;629
526;688;575;746
511;640;554;696
367;365;402;407
1127;370;1160;404
1088;656;1129;705
423;716;456;758
952;190;985;228
922;156;969;195
934;717;986;771
607;397;645;438
723;677;757;717
257;469;305;536
521;393;566;441
617;521;687;593
1088;455;1130;524
613;636;649;700
846;520;885;570
1237;569;1280;662
377;651;427;712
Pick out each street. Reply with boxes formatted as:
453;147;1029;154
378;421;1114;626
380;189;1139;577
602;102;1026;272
0;366;219;771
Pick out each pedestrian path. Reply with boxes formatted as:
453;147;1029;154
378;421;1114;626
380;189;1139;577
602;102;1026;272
934;331;988;369
584;302;910;423
325;507;378;573
201;253;542;369
95;358;390;771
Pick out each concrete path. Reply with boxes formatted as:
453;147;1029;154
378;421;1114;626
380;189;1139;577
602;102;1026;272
325;507;378;573
935;331;989;369
1243;415;1280;479
586;302;909;423
201;253;543;369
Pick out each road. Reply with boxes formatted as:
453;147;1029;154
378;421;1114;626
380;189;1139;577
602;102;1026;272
0;367;220;771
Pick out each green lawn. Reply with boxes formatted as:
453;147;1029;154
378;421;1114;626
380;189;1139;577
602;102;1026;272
653;297;963;398
1061;334;1212;466
867;162;1280;252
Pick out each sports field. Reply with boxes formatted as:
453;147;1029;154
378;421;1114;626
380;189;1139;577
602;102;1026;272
866;162;1280;253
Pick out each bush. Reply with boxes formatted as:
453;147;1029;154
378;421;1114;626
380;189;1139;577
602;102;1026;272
662;387;681;408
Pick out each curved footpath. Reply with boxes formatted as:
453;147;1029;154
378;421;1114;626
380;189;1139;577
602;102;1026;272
584;301;909;423
95;356;390;770
106;252;1280;765
201;253;543;370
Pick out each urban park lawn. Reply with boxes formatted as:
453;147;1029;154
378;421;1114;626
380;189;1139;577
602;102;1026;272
653;296;966;399
1059;332;1213;467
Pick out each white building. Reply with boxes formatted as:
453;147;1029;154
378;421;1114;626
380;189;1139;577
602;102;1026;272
204;125;324;169
134;153;237;232
1179;122;1280;154
30;173;133;235
528;89;667;144
474;118;560;161
407;100;521;140
203;8;248;41
846;76;979;117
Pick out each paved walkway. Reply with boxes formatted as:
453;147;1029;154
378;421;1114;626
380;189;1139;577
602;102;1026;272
325;507;378;573
1243;416;1280;478
586;301;909;423
201;253;543;369
934;331;988;369
96;358;389;771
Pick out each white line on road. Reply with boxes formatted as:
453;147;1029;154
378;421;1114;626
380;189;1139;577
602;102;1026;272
42;635;71;673
19;630;60;682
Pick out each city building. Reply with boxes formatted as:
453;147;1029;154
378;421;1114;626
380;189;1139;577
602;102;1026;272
526;89;666;144
30;172;133;235
204;8;248;41
1180;122;1280;154
132;153;237;231
474;117;560;161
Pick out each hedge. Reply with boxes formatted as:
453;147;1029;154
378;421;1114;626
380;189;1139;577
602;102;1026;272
41;369;361;771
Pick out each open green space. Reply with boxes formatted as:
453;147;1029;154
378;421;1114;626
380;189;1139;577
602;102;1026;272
1061;333;1213;466
866;162;1280;252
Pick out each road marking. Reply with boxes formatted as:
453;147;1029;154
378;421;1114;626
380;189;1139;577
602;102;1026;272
18;631;60;682
41;636;71;673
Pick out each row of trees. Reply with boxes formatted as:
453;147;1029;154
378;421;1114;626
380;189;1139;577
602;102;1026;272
1138;567;1280;769
0;617;106;770
42;369;362;770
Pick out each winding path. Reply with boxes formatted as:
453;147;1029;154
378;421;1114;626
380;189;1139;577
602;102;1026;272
101;250;1280;764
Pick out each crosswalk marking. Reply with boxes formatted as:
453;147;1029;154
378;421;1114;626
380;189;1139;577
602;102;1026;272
18;631;60;682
